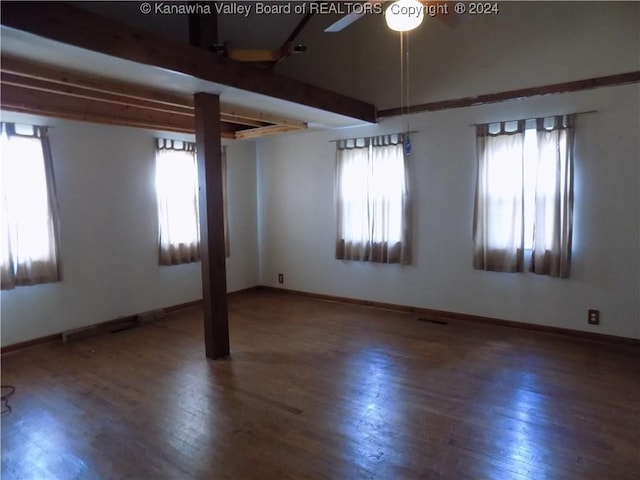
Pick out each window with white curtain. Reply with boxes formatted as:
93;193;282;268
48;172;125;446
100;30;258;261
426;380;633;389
335;134;411;264
472;115;575;277
1;123;61;290
155;139;228;265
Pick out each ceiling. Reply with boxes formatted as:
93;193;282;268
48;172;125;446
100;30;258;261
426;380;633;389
0;2;378;135
2;1;638;135
74;1;346;51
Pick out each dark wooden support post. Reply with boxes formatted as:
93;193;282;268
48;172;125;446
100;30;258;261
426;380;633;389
189;2;217;49
194;92;229;359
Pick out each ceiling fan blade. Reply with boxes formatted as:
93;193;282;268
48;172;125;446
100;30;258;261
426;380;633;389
324;11;366;32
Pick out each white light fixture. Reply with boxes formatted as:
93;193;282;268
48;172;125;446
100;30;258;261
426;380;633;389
385;0;425;32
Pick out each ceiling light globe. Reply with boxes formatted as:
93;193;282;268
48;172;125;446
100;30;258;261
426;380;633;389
385;0;425;32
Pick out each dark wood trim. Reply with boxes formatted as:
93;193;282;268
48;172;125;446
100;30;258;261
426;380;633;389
258;286;640;346
4;285;635;354
0;2;376;123
0;333;61;355
163;299;203;313
0;292;260;355
228;286;262;297
378;71;640;117
195;92;230;360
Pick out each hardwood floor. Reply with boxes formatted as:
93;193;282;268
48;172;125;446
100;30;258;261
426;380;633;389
2;289;639;479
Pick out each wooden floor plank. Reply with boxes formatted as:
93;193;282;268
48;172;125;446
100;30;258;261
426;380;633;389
2;290;639;479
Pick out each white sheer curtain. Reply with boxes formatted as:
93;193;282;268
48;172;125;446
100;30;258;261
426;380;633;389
473;115;575;277
530;116;575;277
1;123;61;290
155;140;229;265
335;134;411;264
156;139;201;265
473;121;526;272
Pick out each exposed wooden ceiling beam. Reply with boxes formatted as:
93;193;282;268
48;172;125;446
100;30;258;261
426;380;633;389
0;56;308;139
0;83;219;136
220;105;307;130
1;55;190;109
234;124;301;140
219;114;265;128
227;48;283;63
0;2;377;123
0;72;193;118
378;71;640;117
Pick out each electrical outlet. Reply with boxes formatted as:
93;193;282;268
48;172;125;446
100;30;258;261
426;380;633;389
588;309;600;325
278;273;284;284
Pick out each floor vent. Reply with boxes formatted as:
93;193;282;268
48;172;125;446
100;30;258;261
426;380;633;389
62;309;166;342
110;321;139;334
417;318;448;325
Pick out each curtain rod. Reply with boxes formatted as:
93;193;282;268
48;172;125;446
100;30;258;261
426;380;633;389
328;130;418;143
0;121;55;128
469;110;597;127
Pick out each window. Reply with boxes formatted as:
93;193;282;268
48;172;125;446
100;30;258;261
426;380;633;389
1;123;61;289
155;139;229;265
335;134;411;264
472;115;575;277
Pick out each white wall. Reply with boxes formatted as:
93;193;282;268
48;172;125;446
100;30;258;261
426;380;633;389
2;88;637;346
224;140;260;292
2;2;637;346
257;84;640;339
0;113;259;347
